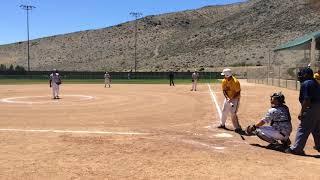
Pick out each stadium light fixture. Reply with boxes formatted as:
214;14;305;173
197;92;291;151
130;12;142;72
20;4;36;72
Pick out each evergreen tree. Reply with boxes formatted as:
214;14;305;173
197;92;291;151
0;64;6;72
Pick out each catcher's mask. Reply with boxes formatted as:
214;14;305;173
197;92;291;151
270;92;285;104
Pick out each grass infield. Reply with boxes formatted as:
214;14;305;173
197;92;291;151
0;79;220;85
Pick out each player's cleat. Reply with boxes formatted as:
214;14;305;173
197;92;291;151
235;128;246;135
281;139;291;147
217;124;226;129
284;148;306;156
266;143;281;149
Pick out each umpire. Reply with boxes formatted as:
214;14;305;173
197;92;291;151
285;67;320;155
169;71;175;86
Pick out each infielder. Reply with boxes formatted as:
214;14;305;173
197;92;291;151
191;70;199;91
104;72;111;88
49;69;61;99
218;68;245;134
245;92;292;149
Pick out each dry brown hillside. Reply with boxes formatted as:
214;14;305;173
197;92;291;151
0;0;319;72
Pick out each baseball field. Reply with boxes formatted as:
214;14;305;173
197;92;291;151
0;80;319;179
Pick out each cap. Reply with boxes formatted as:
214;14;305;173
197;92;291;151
300;67;313;77
221;68;232;77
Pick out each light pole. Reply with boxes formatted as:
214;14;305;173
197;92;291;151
20;4;36;72
130;12;142;72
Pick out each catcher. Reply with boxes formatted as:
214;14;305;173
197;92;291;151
245;92;292;149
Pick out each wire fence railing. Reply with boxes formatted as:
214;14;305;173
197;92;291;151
246;64;320;90
0;71;223;80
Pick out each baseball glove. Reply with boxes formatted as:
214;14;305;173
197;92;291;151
245;125;256;136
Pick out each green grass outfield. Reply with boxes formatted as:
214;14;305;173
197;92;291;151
0;79;220;85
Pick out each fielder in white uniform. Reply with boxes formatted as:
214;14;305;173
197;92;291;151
191;70;199;91
104;72;111;88
49;69;61;99
246;92;292;148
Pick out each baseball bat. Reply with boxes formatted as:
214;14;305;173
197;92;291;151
240;134;245;140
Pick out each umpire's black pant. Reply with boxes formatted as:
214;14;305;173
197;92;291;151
170;79;174;86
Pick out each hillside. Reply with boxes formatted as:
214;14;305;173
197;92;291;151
0;0;319;72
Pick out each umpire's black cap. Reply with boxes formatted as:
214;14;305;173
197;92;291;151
299;67;313;77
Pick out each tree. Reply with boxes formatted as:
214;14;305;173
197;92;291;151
8;64;14;74
15;65;26;73
0;64;6;72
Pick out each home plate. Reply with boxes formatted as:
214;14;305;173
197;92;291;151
214;147;225;150
214;133;233;138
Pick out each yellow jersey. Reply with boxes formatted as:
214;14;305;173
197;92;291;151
221;76;241;99
314;73;320;84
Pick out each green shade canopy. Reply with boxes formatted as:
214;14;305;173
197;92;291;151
274;31;320;52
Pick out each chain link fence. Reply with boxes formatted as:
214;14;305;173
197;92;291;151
0;71;223;80
246;47;320;91
247;65;300;90
247;64;320;90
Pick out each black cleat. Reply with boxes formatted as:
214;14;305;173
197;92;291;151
217;125;226;129
235;128;246;135
284;148;306;156
281;139;291;147
266;143;280;149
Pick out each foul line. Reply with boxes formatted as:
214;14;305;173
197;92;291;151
207;83;222;119
0;128;149;135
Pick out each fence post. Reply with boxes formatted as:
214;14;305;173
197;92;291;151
295;65;298;90
286;79;287;88
278;65;281;87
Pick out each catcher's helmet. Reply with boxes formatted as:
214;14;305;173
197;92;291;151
270;92;285;104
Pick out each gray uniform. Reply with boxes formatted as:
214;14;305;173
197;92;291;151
50;72;61;99
191;72;199;91
256;105;292;142
104;73;111;88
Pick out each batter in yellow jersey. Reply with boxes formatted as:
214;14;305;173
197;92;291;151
218;68;244;135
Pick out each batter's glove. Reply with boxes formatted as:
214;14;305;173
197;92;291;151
245;125;256;136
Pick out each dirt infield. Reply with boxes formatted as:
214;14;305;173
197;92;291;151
0;81;319;179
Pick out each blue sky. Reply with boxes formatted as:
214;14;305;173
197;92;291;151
1;0;245;45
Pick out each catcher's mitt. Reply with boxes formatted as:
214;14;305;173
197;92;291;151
245;125;256;136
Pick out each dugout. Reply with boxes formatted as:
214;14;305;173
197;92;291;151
273;31;320;68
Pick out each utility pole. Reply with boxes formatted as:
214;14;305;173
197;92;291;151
20;4;36;72
130;12;142;72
